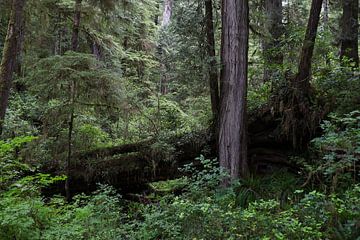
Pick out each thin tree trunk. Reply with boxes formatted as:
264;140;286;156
65;82;75;201
0;0;26;135
294;0;323;92
340;0;359;68
219;0;249;181
323;0;331;66
263;0;283;82
65;0;82;200
205;0;220;122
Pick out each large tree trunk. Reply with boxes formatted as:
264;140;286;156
340;0;359;68
0;0;26;135
219;0;249;180
205;0;220;129
279;0;323;149
71;0;82;51
161;0;173;28
294;0;323;92
159;0;173;95
263;0;283;82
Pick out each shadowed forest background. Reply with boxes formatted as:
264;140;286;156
0;0;359;239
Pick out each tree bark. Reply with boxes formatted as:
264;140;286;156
263;0;283;82
161;0;173;28
65;0;82;200
340;0;359;68
219;0;249;180
294;0;323;92
71;0;82;51
0;0;26;135
205;0;220;123
159;0;173;95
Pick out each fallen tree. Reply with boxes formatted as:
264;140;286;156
39;105;307;197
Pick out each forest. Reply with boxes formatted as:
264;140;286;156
0;0;359;239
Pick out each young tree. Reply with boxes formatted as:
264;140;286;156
0;0;26;134
340;0;359;67
219;0;249;180
27;52;121;200
205;0;220;122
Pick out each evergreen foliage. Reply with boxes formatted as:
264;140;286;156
0;0;359;239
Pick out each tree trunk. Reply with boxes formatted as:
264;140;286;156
205;0;220;122
340;0;359;68
322;0;331;66
71;0;82;52
219;0;249;180
159;0;173;95
294;0;323;92
0;0;26;135
263;0;283;82
161;0;173;28
65;0;82;200
280;0;323;149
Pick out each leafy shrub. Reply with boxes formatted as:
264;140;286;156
314;64;360;113
0;136;37;191
298;111;360;190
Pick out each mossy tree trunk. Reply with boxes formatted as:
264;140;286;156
0;0;26;135
65;0;82;201
263;0;283;83
205;0;220;143
294;0;323;92
340;0;359;68
282;0;323;149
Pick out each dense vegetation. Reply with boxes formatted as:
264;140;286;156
0;0;359;239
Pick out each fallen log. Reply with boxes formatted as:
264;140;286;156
44;106;311;197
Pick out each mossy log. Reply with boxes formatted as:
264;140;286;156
49;131;209;196
45;106;308;196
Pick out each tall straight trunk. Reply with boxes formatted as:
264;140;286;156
294;0;323;92
161;0;173;28
205;0;220;121
340;0;359;67
71;0;82;51
323;0;331;66
0;0;26;135
219;0;249;180
159;0;173;95
66;0;82;200
263;0;283;82
13;17;25;92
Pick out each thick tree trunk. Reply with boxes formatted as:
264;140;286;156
71;0;82;51
279;0;323;149
340;0;359;68
159;0;173;95
161;0;173;28
219;0;249;180
294;0;323;92
0;0;26;135
263;0;283;82
205;0;220;122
